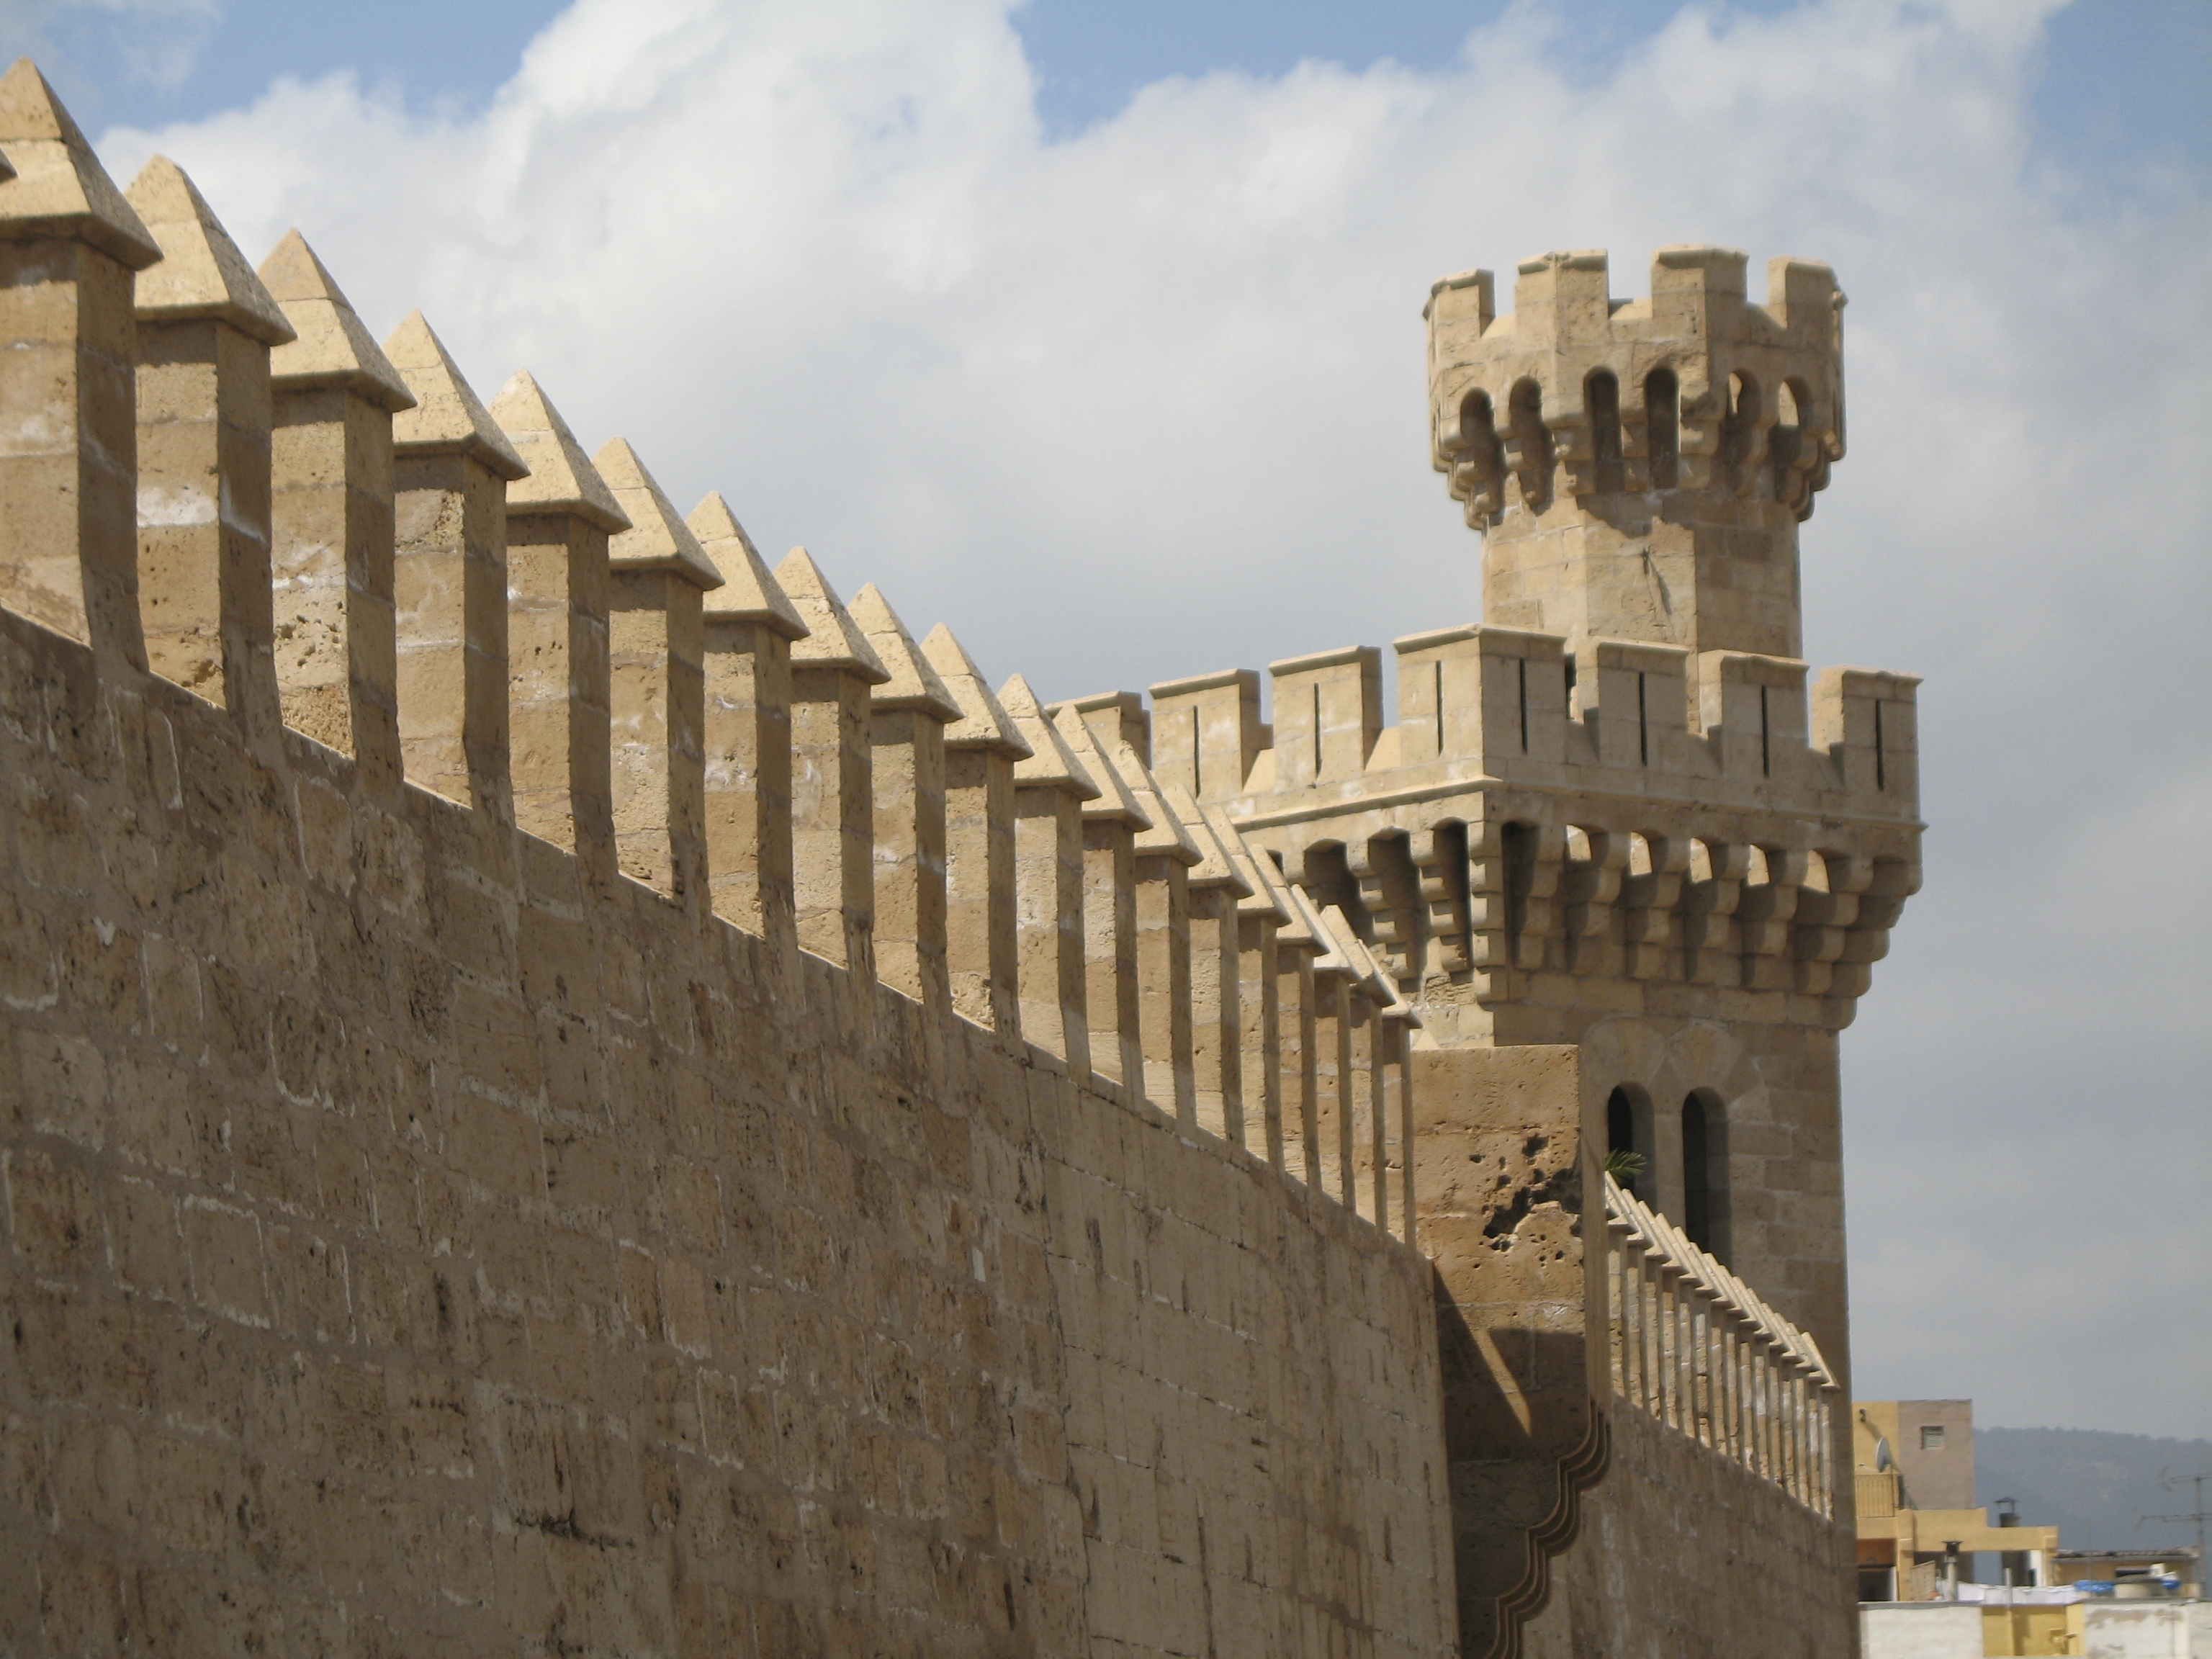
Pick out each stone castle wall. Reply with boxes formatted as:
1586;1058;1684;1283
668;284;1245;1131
0;606;1452;1655
1520;1404;1848;1659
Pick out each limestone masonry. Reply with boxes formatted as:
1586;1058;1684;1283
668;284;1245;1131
0;57;1918;1658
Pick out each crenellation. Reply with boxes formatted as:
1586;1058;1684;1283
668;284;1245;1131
848;582;957;1013
1161;613;1917;1042
922;623;1029;1040
689;492;804;950
385;311;527;819
125;158;290;734
261;230;414;788
487;370;626;881
0;60;161;671
596;437;720;914
1148;665;1263;804
1053;698;1146;1096
1000;673;1092;1075
1267;642;1382;790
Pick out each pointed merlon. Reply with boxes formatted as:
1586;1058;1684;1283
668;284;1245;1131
384;313;528;479
775;548;889;683
258;230;415;410
1119;751;1202;864
0;59;159;266
125;157;294;344
1337;927;1390;999
688;494;806;637
1380;977;1420;1025
1166;784;1250;896
1274;884;1318;960
999;675;1096;799
1065;709;1199;863
1204;806;1291;922
1312;902;1364;981
921;625;1030;757
848;585;961;719
1051;703;1147;828
485;371;627;531
593;438;722;589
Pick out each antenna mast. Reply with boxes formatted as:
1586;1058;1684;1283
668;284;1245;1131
2141;1467;2212;1592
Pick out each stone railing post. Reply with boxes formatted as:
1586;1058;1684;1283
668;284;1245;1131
1276;881;1325;1192
1114;748;1202;1126
126;156;289;731
1381;988;1416;1242
1313;902;1365;1210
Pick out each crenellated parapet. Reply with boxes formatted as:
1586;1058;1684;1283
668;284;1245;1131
1430;247;1843;522
1430;247;1847;663
0;57;1412;1254
1150;619;1919;1035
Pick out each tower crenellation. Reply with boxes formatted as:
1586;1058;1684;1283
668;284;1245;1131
1429;245;1845;662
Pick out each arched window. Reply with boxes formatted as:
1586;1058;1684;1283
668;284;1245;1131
1606;1085;1650;1195
1681;1089;1729;1259
1586;369;1623;494
1644;367;1678;490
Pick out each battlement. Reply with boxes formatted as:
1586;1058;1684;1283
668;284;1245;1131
1429;246;1848;662
0;58;1412;1241
1429;245;1844;521
1150;621;1919;1030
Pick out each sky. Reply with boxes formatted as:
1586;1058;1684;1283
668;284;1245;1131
3;0;2206;1439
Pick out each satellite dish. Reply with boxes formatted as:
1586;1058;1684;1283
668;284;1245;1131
1876;1437;1894;1473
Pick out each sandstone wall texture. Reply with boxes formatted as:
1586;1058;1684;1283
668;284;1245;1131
0;610;1452;1656
1520;1404;1849;1659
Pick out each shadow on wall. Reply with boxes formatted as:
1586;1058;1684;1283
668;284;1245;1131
1436;1264;1610;1658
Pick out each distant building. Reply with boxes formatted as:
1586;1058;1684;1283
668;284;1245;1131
1856;1400;2059;1601
1856;1400;2208;1658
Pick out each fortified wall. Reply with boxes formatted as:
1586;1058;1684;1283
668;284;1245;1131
0;60;1920;1658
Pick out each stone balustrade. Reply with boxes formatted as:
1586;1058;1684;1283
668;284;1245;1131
1604;1172;1838;1516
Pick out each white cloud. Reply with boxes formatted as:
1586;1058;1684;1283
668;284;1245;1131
91;0;2211;1433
